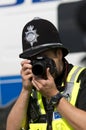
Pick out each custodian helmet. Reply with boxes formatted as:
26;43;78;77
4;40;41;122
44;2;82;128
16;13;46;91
19;17;69;59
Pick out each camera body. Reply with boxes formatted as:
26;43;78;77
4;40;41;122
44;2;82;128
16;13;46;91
32;56;57;79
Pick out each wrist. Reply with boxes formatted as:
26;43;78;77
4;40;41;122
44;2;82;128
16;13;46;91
22;87;32;96
50;92;63;106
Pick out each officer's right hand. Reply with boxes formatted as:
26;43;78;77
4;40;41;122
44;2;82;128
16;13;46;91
20;60;33;92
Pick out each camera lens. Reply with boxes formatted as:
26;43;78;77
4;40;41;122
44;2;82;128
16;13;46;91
32;62;45;76
32;56;57;79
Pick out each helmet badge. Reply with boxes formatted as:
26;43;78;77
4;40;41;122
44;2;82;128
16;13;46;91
25;25;39;47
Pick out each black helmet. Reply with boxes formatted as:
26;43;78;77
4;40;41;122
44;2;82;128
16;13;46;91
19;17;69;59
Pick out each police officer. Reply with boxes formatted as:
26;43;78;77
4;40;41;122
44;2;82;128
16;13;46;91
6;18;86;130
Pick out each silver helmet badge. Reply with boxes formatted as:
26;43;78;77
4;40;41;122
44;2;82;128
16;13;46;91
25;25;39;47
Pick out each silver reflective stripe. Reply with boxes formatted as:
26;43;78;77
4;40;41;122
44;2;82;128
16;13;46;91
70;67;81;82
62;66;82;101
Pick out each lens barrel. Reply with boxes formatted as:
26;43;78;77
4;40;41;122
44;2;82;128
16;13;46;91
32;56;57;78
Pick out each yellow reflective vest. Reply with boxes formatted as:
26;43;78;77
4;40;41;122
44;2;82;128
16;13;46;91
21;66;85;130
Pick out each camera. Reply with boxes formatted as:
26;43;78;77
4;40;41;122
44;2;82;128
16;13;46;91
32;56;57;78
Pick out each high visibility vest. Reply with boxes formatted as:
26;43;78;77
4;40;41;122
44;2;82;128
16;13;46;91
21;66;85;130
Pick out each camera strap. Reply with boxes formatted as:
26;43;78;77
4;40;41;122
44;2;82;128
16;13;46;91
42;97;54;130
27;89;47;123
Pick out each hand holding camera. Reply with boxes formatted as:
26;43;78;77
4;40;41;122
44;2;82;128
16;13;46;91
21;59;33;91
31;57;59;98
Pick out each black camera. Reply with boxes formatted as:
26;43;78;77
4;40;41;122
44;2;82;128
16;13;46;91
32;56;57;78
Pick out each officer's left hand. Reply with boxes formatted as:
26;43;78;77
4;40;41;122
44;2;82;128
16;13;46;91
31;68;59;98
